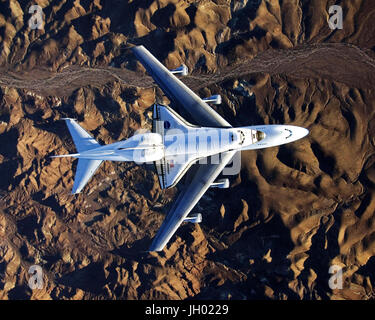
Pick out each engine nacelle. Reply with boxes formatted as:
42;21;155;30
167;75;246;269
184;213;202;223
203;94;222;105
211;178;229;189
170;64;188;76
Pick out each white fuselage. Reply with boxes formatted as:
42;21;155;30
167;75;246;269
73;125;308;163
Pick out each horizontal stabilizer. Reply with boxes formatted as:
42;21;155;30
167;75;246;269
72;159;103;194
64;118;100;152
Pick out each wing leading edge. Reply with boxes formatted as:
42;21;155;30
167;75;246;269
132;45;232;128
149;150;236;252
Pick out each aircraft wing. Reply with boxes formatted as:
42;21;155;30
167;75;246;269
149;150;236;251
132;45;232;128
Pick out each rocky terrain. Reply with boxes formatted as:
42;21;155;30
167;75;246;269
0;0;375;299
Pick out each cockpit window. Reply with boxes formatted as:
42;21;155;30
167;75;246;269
284;128;292;139
230;132;238;143
238;130;245;144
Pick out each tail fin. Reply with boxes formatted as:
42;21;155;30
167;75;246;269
50;154;80;158
62;118;103;194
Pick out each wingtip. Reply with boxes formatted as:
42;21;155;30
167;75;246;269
131;45;146;54
148;243;164;252
71;186;82;194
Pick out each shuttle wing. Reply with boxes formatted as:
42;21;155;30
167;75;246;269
132;45;231;128
149;150;236;251
156;156;197;189
152;104;197;189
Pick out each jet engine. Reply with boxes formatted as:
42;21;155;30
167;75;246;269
170;64;188;76
184;213;202;223
203;94;222;104
210;178;229;189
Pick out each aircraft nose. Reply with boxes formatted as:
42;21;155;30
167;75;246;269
290;126;309;140
299;127;309;138
297;127;310;138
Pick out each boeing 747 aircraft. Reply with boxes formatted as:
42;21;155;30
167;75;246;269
53;45;309;251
